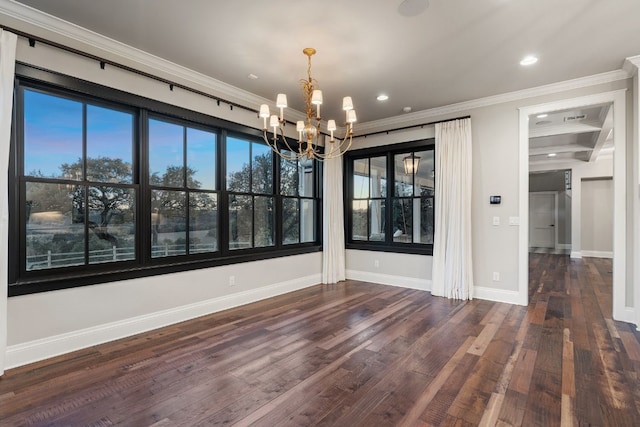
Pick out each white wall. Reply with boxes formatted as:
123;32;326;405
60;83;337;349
581;178;614;256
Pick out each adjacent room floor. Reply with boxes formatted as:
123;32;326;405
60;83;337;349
1;254;639;426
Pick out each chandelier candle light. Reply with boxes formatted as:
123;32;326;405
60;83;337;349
259;48;357;160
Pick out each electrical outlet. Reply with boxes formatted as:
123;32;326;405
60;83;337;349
492;216;500;226
229;275;235;286
374;259;380;268
492;272;500;281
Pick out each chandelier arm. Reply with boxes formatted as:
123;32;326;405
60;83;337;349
262;127;304;162
313;133;354;160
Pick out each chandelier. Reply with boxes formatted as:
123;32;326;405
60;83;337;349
259;48;357;161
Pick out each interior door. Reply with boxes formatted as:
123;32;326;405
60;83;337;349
530;192;556;248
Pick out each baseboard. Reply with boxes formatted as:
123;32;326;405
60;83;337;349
5;274;321;369
473;286;523;305
346;270;432;292
581;250;613;259
570;251;582;259
556;244;571;250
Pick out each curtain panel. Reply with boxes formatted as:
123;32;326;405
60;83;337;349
322;153;346;284
432;118;474;300
0;29;18;375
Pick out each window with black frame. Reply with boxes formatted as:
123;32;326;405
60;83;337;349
22;88;137;271
10;68;322;296
280;153;316;245
226;135;275;250
148;117;218;258
346;140;435;254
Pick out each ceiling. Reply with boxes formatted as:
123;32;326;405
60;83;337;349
529;104;613;166
7;0;640;127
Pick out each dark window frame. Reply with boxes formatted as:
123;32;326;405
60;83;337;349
344;139;435;255
9;63;321;296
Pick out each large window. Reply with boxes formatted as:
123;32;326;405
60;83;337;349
9;67;321;295
345;140;434;254
23;88;137;271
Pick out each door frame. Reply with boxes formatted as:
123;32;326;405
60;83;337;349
518;90;628;322
529;191;558;250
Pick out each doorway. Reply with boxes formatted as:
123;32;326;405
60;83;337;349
518;90;627;322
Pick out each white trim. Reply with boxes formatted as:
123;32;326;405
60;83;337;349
473;287;522;306
345;270;431;292
570;251;583;259
619;307;636;325
519;89;628;322
5;274;320;369
581;250;613;259
357;69;629;134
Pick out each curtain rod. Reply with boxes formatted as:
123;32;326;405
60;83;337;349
355;115;471;139
1;25;262;116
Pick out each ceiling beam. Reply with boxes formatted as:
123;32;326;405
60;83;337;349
588;107;613;162
529;120;602;138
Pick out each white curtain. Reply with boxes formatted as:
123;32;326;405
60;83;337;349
0;29;18;376
431;118;473;300
322;154;346;284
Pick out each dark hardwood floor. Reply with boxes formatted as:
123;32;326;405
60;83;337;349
1;254;639;426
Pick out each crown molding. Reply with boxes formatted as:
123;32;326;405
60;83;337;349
0;0;633;133
623;55;640;75
0;0;272;112
357;68;631;134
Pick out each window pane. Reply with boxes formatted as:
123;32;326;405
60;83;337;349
24;90;83;179
299;158;314;197
254;196;274;248
353;159;369;198
415;150;435;196
370;156;387;198
26;182;85;270
149;119;184;187
394;153;414;197
229;194;252;250
252;143;272;194
420;198;434;244
86;105;133;184
300;199;315;243
370;200;386;241
280;155;299;196
226;137;250;192
189;192;218;253
88;186;136;264
282;198;299;245
151;190;186;257
393;198;413;243
352;200;368;241
187;128;216;190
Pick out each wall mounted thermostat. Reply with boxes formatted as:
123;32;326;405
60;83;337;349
489;195;501;205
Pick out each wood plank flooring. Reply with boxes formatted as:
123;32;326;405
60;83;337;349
1;254;639;426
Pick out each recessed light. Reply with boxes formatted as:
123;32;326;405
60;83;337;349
520;55;538;66
536;113;548;118
403;106;412;113
547;153;557;157
377;94;389;101
247;73;259;80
